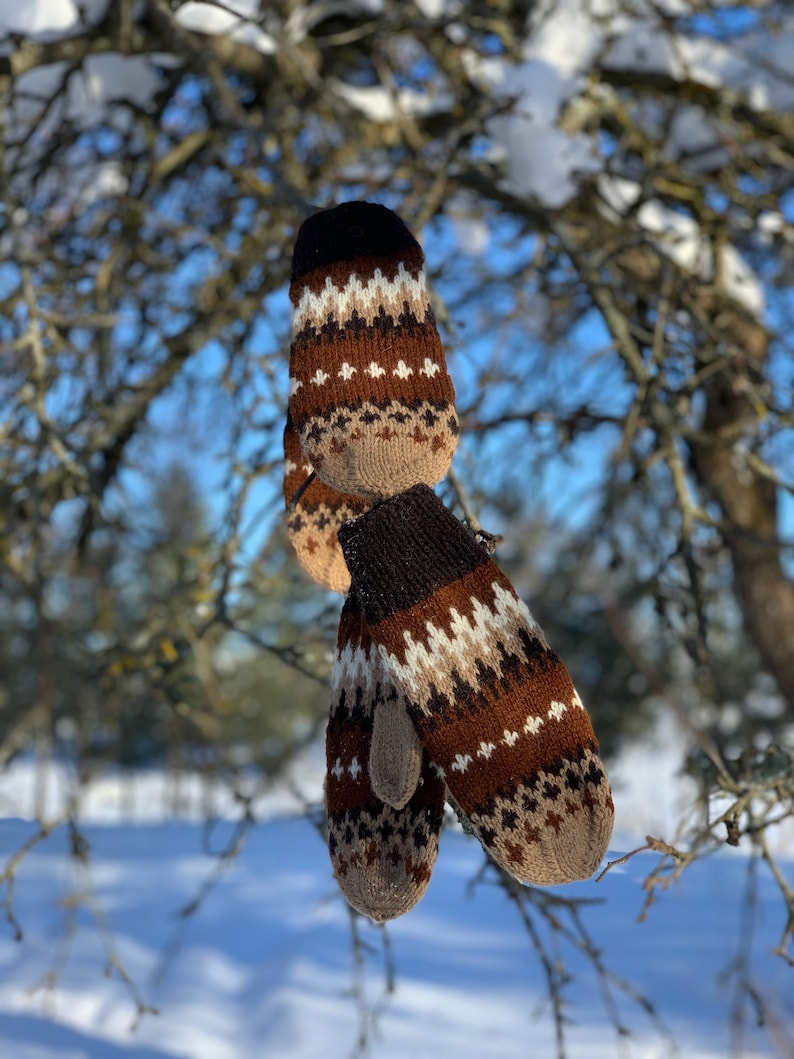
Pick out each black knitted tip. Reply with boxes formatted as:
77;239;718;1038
291;201;420;281
337;484;490;626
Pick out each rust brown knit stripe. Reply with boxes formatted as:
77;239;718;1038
337;587;366;644
289;330;452;424
406;676;600;811
326;712;373;799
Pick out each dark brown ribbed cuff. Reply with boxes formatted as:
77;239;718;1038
337;484;489;625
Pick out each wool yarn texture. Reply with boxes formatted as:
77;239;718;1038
288;201;459;500
326;591;445;920
338;484;615;888
283;417;368;595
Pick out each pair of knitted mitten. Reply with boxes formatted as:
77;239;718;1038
285;201;613;918
283;202;455;919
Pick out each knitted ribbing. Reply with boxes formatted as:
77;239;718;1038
326;592;445;920
283;417;368;594
338;485;614;887
288;201;458;500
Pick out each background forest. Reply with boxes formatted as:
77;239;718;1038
1;1;793;1056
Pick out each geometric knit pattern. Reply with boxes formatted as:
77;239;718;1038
326;592;445;921
283;416;368;595
289;201;459;500
338;484;615;887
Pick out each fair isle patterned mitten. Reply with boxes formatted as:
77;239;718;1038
283;416;368;594
338;484;615;887
326;591;445;921
288;201;459;500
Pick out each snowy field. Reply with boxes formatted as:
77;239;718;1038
0;726;792;1059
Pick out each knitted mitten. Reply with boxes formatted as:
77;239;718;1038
283;416;368;594
326;592;445;920
288;201;458;500
338;484;615;887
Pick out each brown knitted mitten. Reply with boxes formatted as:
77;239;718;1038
289;201;458;500
326;592;445;920
338;484;614;887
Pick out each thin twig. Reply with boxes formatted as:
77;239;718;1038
287;471;317;512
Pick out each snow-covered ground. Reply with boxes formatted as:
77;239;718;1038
0;721;792;1059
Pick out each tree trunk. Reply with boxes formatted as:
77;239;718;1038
691;312;794;711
